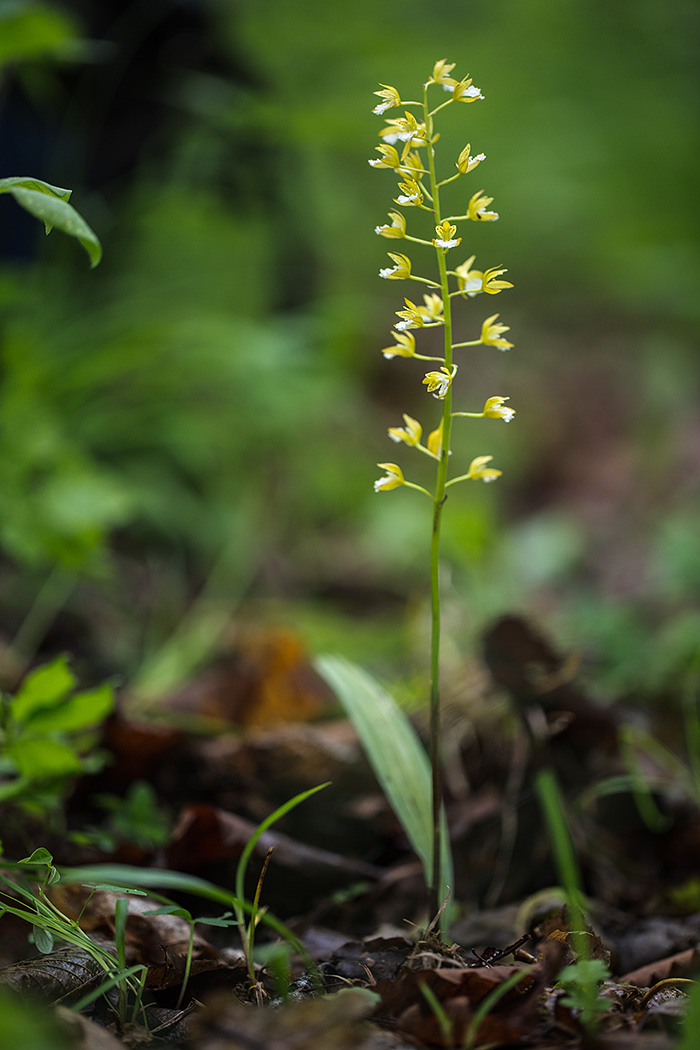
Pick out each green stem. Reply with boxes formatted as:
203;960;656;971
423;82;455;925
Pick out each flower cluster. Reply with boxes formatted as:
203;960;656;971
370;60;515;497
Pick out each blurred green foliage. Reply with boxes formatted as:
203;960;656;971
0;0;698;700
0;654;113;811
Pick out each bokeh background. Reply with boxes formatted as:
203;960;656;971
1;0;698;708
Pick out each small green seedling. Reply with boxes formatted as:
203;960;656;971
536;768;612;1033
143;901;237;1009
557;959;611;1029
0;850;149;1028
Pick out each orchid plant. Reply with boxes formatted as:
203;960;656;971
370;60;515;920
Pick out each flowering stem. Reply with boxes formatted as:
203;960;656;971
423;81;455;924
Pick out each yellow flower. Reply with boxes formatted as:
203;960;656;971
388;414;422;446
395;299;425;330
375;211;406;238
428;59;457;86
456;144;486;175
374;463;405;492
369;143;401;169
432;220;461;250
382;331;416;359
466;190;499;221
482;266;514;294
423;367;452;399
466;455;502;482
451;77;484;103
380;113;429;157
455;255;482;296
427;419;444;458
483;396;515;422
455;257;513;297
420;293;444;321
379;252;412;280
394;176;424;207
399;152;427;180
373;84;401;115
480;314;513;350
395;294;445;331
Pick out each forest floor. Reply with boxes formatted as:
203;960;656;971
0;612;698;1049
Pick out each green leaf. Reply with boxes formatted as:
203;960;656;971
7;736;82;778
0;176;72;201
32;926;54;954
315;655;453;917
19;847;55;866
11;656;76;724
196;912;237;927
144;905;192;920
85;884;148;896
25;682;114;734
1;185;102;266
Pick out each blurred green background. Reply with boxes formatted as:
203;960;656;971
0;0;698;704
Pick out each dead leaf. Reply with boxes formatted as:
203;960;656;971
621;946;700;988
162;625;332;728
192;986;380;1050
0;945;111;1004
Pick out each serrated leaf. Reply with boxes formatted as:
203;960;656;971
3;185;101;267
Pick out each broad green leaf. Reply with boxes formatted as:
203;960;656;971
19;847;55;866
2;185;101;266
32;927;55;954
0;176;72;201
315;655;453;917
11;656;76;723
24;682;114;733
7;736;82;778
